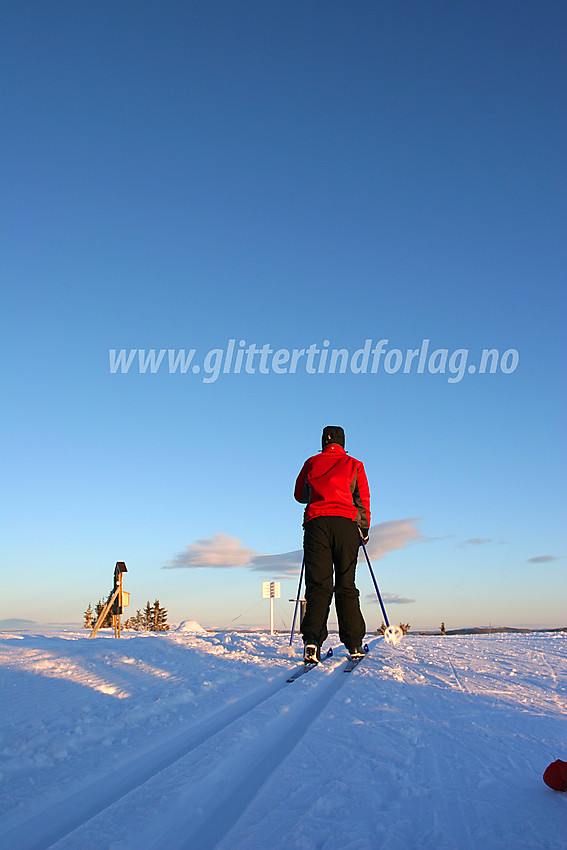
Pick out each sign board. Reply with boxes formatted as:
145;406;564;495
262;581;281;599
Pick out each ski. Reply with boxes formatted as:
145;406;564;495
286;646;333;682
286;663;316;682
344;643;369;672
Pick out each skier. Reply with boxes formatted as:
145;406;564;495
294;426;370;663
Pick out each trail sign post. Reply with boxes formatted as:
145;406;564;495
112;561;128;637
262;581;281;635
89;562;128;639
289;598;307;630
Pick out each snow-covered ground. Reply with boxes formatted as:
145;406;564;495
0;628;565;849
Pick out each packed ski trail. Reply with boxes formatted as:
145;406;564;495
0;630;565;850
0;639;357;850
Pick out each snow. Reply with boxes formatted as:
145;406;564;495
0;629;565;849
175;619;208;633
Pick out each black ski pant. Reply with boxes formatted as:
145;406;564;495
300;515;366;650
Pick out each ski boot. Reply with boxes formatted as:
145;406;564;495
348;646;366;660
303;643;321;664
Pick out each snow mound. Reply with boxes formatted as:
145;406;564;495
176;619;208;634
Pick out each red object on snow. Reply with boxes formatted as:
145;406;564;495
543;760;567;791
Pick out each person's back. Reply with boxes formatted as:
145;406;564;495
294;426;370;663
295;442;370;529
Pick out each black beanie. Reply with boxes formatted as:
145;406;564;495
322;425;345;449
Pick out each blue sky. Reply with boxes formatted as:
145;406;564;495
2;1;565;631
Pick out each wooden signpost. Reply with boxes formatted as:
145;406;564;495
89;562;129;639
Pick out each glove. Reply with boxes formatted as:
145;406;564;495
360;528;369;544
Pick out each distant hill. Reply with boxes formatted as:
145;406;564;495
0;618;36;630
414;626;567;636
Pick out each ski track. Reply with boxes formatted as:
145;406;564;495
0;639;329;850
1;631;566;850
156;651;359;850
42;651;358;850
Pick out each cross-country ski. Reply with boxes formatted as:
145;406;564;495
286;646;333;682
344;642;370;672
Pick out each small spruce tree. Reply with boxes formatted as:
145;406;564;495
130;609;145;631
84;603;94;629
143;601;153;631
150;599;168;631
94;597;112;628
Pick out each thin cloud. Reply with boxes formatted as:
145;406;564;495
365;593;415;605
459;538;492;547
527;555;559;564
249;551;302;575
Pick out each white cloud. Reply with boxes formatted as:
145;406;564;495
163;533;257;569
163;518;424;574
364;518;424;561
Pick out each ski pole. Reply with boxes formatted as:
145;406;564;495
359;533;390;628
289;553;305;646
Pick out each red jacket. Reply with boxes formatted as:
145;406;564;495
294;444;371;528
